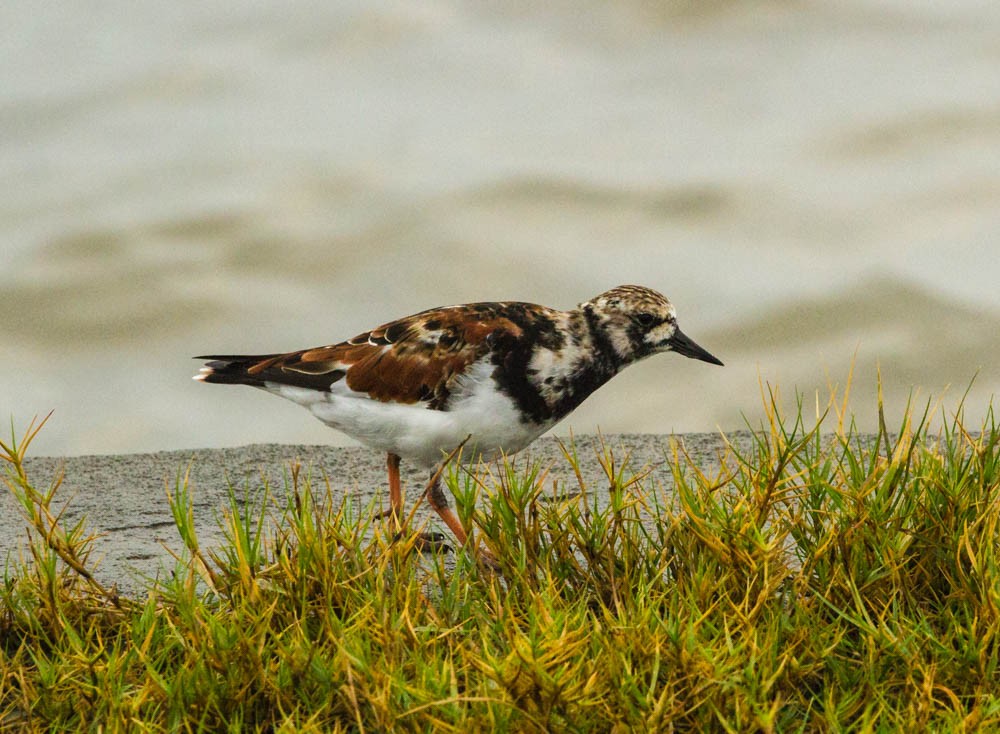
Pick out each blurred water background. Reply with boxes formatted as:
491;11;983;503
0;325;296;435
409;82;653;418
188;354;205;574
3;1;999;456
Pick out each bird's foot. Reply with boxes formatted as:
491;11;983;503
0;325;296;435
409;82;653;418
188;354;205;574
406;532;499;573
412;531;452;553
376;507;402;524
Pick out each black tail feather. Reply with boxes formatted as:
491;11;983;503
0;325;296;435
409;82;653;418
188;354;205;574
194;354;281;387
194;354;343;391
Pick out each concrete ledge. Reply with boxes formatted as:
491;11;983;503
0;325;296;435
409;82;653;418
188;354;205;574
4;433;732;596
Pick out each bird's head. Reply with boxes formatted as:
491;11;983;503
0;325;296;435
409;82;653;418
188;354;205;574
582;285;723;366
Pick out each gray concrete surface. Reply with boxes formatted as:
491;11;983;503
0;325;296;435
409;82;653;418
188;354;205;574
3;434;734;596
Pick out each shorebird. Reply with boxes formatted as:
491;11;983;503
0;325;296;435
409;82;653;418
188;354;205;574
195;285;722;551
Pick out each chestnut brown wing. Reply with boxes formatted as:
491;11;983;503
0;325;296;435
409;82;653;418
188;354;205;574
197;305;528;405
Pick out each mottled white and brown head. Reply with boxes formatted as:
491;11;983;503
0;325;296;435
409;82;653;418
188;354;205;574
580;285;723;366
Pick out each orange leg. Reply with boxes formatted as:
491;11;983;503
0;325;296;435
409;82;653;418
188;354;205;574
387;452;403;526
424;472;468;547
420;457;498;570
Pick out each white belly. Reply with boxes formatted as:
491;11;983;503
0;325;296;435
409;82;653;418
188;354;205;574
263;359;548;468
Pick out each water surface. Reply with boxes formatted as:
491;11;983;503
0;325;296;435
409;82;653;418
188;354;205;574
3;1;999;454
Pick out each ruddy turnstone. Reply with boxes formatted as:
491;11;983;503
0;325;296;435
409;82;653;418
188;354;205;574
195;285;722;550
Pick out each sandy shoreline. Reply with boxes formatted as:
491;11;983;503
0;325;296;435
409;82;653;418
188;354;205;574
3;433;732;596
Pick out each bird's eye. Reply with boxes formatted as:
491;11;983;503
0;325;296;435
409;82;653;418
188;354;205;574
635;313;657;327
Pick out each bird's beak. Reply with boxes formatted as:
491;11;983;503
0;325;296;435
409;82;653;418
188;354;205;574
668;328;723;366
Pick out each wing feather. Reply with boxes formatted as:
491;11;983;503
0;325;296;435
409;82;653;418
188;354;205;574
196;304;530;406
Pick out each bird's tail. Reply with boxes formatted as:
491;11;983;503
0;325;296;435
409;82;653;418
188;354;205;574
193;355;282;387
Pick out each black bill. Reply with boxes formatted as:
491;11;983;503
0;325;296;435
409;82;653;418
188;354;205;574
668;328;723;366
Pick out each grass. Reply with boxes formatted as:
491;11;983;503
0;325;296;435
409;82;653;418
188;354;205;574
2;379;1000;732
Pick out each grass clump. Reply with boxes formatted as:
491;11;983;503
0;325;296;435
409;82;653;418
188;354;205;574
2;381;1000;732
